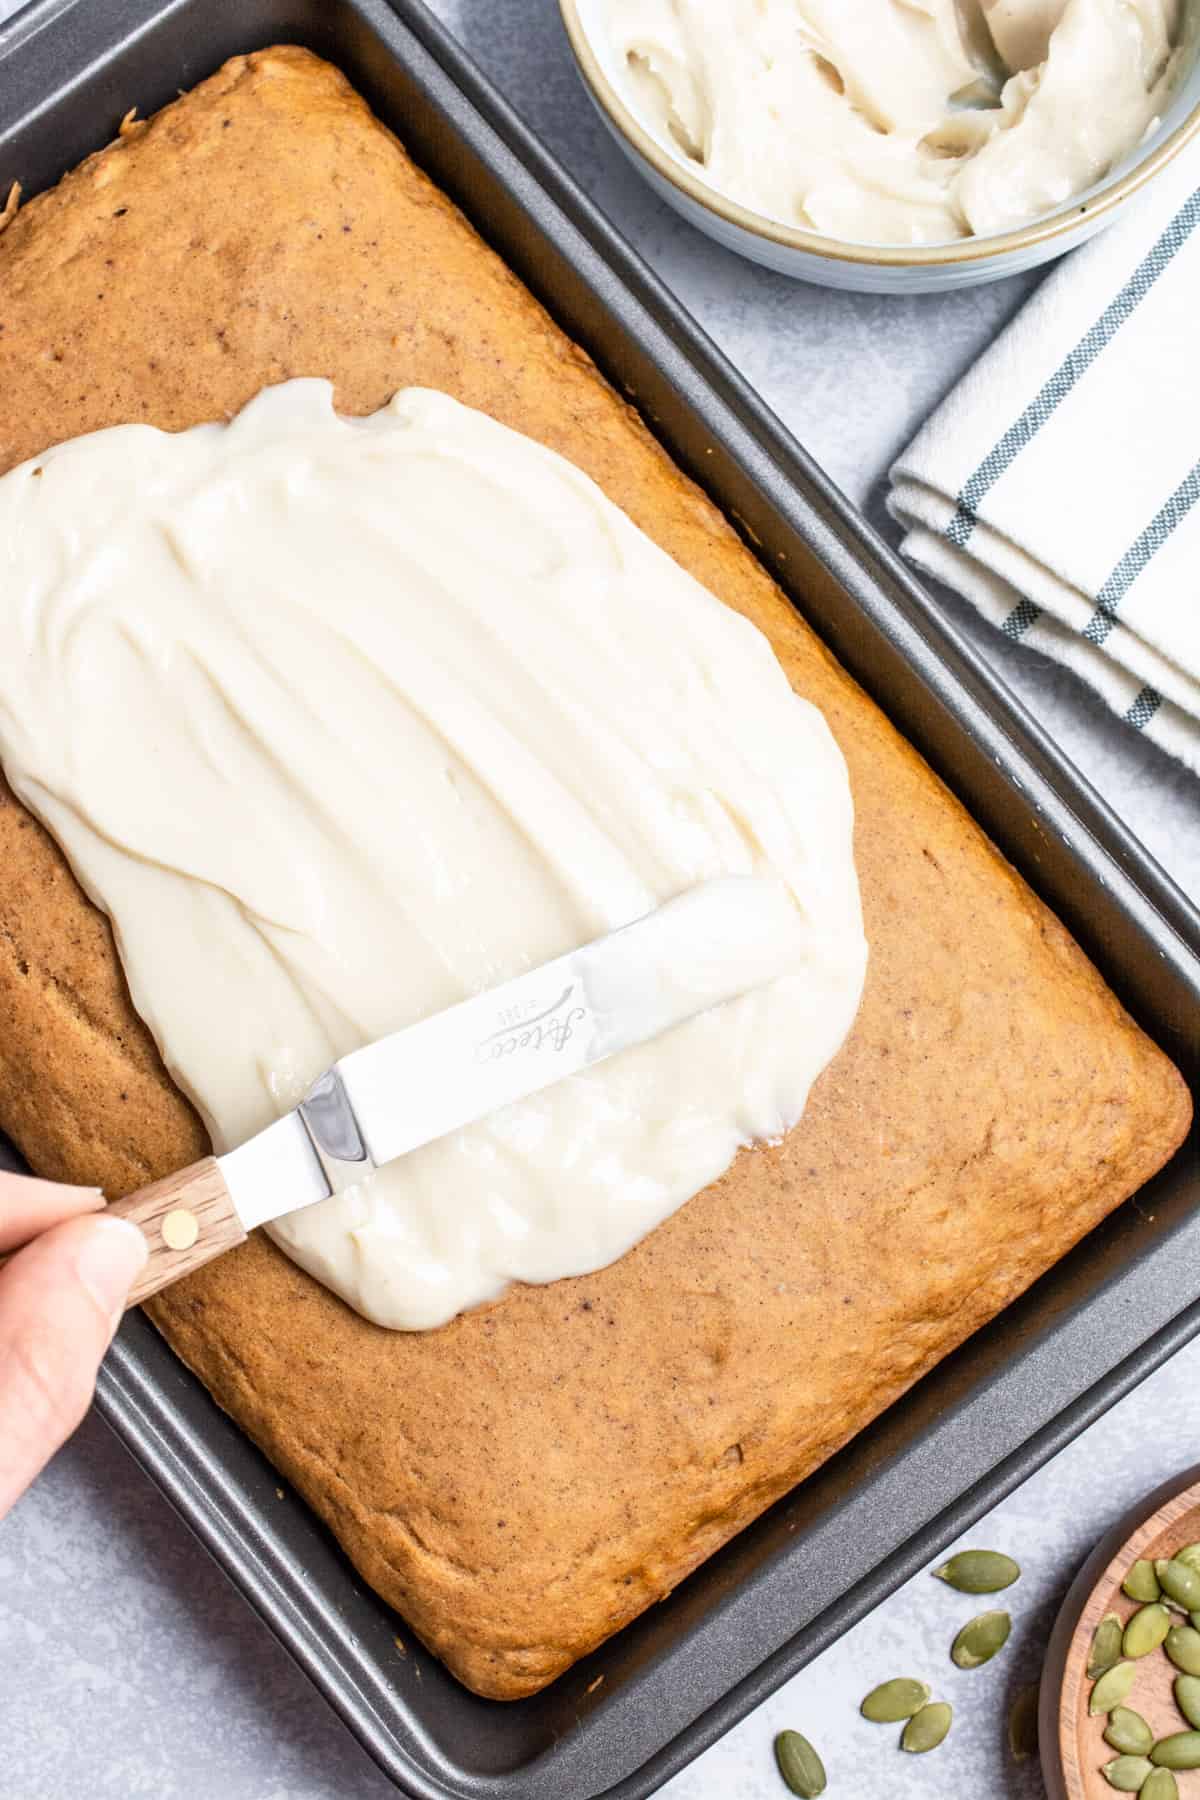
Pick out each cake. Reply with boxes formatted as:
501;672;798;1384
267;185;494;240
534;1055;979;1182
0;46;1188;1698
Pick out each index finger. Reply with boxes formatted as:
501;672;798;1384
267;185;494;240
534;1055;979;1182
0;1171;104;1253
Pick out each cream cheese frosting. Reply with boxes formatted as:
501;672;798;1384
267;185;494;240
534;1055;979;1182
605;0;1184;244
0;380;867;1328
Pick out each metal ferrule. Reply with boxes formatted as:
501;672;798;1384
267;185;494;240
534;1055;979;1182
298;1066;378;1195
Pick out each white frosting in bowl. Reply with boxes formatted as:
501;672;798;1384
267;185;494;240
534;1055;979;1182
0;381;867;1329
604;0;1184;244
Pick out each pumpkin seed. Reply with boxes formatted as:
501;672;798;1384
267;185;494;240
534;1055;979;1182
1159;1561;1200;1611
1174;1674;1200;1729
1007;1683;1039;1761
1124;1560;1163;1604
1141;1771;1180;1800
1090;1662;1138;1714
1165;1626;1200;1677
1102;1754;1154;1790
1150;1730;1200;1771
1104;1707;1154;1756
1157;1563;1191;1612
1124;1604;1172;1659
1176;1543;1200;1574
901;1701;952;1754
773;1729;826;1797
860;1678;930;1723
1192;1612;1200;1633
932;1550;1019;1594
951;1610;1011;1669
1090;1613;1126;1678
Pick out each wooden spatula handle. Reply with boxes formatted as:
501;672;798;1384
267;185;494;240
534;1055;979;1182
106;1156;245;1307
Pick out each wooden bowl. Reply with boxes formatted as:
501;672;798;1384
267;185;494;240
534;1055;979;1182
1042;1466;1200;1799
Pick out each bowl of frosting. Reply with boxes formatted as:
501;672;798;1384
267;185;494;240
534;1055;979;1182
559;0;1200;292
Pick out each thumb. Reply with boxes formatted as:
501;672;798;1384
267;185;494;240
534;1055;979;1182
0;1212;148;1519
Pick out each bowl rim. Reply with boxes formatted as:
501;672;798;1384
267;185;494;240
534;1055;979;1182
558;0;1200;267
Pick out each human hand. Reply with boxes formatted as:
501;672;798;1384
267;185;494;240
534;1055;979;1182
0;1173;147;1519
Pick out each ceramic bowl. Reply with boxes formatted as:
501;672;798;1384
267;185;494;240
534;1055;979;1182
559;0;1200;293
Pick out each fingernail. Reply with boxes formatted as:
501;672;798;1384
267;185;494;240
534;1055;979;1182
75;1215;149;1333
54;1185;105;1209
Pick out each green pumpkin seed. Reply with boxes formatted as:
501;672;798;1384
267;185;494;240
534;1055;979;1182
1090;1613;1126;1678
951;1610;1011;1669
1159;1561;1200;1611
1157;1563;1190;1612
1102;1755;1154;1791
932;1550;1019;1594
1174;1674;1200;1729
773;1729;826;1797
1090;1662;1138;1714
860;1678;930;1723
1124;1604;1172;1659
1141;1771;1180;1800
1124;1560;1163;1603
1192;1613;1200;1633
1165;1626;1200;1677
1007;1683;1039;1761
1176;1543;1200;1574
1150;1730;1200;1770
901;1701;952;1754
1104;1707;1154;1756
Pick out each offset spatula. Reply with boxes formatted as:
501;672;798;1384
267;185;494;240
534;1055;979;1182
105;876;800;1306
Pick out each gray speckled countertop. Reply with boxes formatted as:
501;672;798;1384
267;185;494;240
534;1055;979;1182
1;3;1198;1797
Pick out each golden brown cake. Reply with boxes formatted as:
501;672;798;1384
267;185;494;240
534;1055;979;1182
0;47;1189;1699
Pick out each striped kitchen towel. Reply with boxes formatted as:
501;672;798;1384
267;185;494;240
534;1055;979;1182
888;145;1200;775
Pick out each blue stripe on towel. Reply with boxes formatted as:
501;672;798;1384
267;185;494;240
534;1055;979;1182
945;187;1200;549
1001;598;1042;639
1124;686;1164;730
1082;459;1200;646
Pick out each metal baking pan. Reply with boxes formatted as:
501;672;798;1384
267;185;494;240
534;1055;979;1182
1;1;1197;1795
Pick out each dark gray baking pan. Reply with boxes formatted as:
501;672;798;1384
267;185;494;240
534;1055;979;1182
0;1;1198;1795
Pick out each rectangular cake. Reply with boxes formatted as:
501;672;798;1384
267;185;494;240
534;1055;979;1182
0;45;1189;1699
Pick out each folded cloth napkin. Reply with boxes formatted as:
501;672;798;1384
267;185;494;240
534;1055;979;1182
889;144;1200;775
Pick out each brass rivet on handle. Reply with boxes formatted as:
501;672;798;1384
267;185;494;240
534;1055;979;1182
162;1207;199;1251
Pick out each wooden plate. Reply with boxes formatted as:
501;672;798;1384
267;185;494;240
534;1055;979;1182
1041;1467;1200;1799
